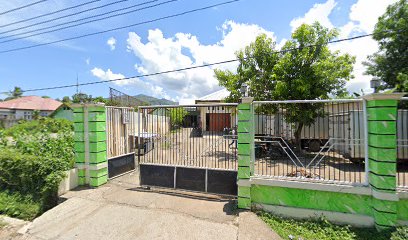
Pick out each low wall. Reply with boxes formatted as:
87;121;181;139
239;178;408;227
58;168;79;196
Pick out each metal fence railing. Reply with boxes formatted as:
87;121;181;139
106;106;138;159
397;97;408;190
138;104;238;170
252;99;366;184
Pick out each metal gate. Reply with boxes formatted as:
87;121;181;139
106;106;137;178
137;104;238;195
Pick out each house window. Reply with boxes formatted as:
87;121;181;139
24;111;32;120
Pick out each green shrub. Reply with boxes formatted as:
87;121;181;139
0;191;41;221
257;211;408;240
391;227;408;240
0;149;68;211
0;118;75;168
2;117;73;137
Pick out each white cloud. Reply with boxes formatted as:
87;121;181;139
91;67;130;86
91;67;172;99
348;0;397;33
85;58;90;65
292;0;396;94
126;20;275;100
107;37;116;50
333;0;397;93
290;0;337;32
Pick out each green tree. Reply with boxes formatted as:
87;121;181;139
5;87;23;101
170;108;188;129
72;93;92;103
92;96;107;103
364;0;408;92
32;110;41;120
61;96;71;104
215;23;355;150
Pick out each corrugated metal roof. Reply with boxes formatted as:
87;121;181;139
0;96;62;111
198;88;230;101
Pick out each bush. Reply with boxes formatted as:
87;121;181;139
0;191;41;220
0;118;75;219
0;118;75;168
0;149;68;212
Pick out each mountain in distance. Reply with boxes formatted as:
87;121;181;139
134;94;178;106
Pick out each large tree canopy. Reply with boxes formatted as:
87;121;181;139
215;23;355;102
364;0;408;92
215;22;355;150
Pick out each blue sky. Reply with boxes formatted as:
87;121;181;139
0;0;396;103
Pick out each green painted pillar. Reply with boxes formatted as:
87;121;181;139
237;97;254;209
72;103;108;187
364;93;404;230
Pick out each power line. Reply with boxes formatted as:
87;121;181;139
0;32;375;95
0;0;175;44
0;0;132;37
0;0;241;54
0;0;102;29
0;0;48;16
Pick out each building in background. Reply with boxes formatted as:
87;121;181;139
195;89;236;132
51;103;73;121
0;96;62;128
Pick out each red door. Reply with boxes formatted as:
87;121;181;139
208;113;231;132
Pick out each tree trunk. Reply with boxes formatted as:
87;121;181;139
294;122;304;154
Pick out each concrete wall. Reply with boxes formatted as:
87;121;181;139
237;94;408;231
58;168;79;196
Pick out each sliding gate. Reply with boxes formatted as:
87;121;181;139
106;106;138;178
138;104;238;195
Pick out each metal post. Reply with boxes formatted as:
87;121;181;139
363;99;369;185
205;168;208;192
138;107;141;186
174;167;177;189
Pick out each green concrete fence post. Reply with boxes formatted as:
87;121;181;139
364;93;404;231
237;97;254;209
72;103;108;187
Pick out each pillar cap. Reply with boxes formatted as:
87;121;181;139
242;97;254;103
362;93;405;101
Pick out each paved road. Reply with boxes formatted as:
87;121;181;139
14;174;280;240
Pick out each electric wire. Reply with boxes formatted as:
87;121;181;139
0;0;132;37
0;0;48;16
0;0;102;29
0;31;376;94
0;0;176;44
0;0;240;54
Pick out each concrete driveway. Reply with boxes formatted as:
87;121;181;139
15;173;280;240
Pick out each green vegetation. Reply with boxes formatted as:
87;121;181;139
0;118;75;168
215;22;355;150
364;0;408;92
3;86;23;101
0;191;41;221
0;118;74;219
170;108;188;129
258;212;408;240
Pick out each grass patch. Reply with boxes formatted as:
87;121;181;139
0;191;41;221
258;211;408;240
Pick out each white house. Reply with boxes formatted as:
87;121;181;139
0;96;62;127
